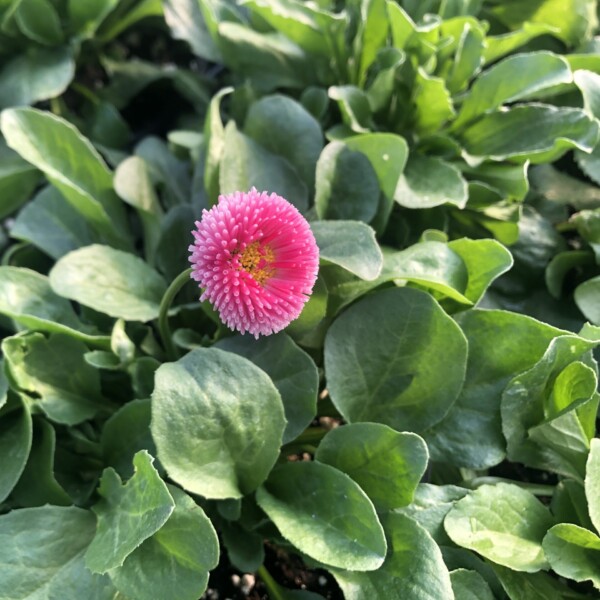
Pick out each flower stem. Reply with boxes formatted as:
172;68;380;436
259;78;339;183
257;565;285;600
158;267;193;361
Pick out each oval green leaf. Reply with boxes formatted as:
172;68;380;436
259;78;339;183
49;245;167;322
151;347;286;499
324;287;468;432
315;424;428;511
444;483;554;572
256;461;386;571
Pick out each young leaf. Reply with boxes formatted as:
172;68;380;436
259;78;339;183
3;332;105;425
426;310;564;469
256;461;387;571
151;347;285;499
450;569;494;600
444;483;555;572
454;52;572;129
311;220;383;280
586;439;600;533
109;486;219;600
315;424;428;511
459;105;599;163
85;450;175;574
542;524;600;590
394;154;468;209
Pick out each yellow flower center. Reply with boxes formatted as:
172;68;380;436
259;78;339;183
239;241;275;285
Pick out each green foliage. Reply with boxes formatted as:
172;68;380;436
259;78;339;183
0;0;600;597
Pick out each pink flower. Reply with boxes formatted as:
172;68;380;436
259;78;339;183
189;189;319;338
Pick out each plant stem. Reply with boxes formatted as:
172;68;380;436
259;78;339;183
257;565;285;600
158;267;193;361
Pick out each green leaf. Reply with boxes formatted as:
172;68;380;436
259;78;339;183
244;94;323;192
542;523;600;590
381;242;471;304
109;485;219;600
394;154;468;209
0;108;129;248
354;0;388;84
315;424;428;511
68;0;119;39
489;0;596;47
243;0;343;60
344;133;408;231
546;251;594;298
217;22;314;89
0;506;116;599
11;186;98;259
483;23;559;64
315;141;380;222
102;399;155;479
0;140;40;219
311;220;382;280
164;0;220;61
0;47;74;109
220;520;264;572
450;569;494;600
459;104;599;163
502;335;599;479
203;86;232;204
342;134;408;200
114;156;162;264
85;450;174;574
444;483;555;572
256;461;386;571
491;564;575;600
412;68;455;134
3;332;105;425
11;417;70;506
0;396;32;503
425;310;564;469
586;438;600;533
551;479;595;532
328;86;374;133
15;0;63;45
447;239;513;304
49;245;167;322
220;121;308;211
0;266;108;346
214;333;317;443
152;347;285;499
324;287;468;432
575;276;600;324
398;484;469;545
331;513;453;599
454;52;572;129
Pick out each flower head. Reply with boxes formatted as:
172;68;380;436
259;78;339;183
189;189;319;338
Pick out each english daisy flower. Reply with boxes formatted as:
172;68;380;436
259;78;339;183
189;189;319;338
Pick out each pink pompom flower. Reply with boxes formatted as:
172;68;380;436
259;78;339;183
189;189;319;338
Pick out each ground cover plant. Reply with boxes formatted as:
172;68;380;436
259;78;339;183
0;0;600;598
